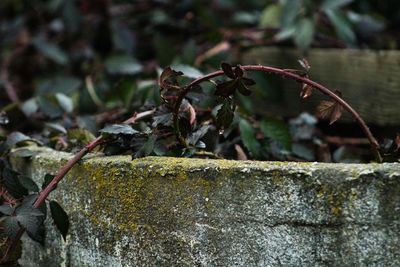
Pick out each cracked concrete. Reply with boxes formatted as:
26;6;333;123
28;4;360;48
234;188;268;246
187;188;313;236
9;147;400;266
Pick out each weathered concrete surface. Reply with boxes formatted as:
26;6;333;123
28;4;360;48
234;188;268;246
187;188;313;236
10;147;400;266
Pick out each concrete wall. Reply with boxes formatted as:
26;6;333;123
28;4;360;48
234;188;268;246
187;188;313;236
10;147;400;266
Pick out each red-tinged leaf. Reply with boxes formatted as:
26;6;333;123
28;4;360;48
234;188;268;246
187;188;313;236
234;66;244;77
298;58;310;71
221;62;235;79
300;83;313;99
241;77;256;86
159;67;183;90
316;100;343;125
237;81;252;96
215;79;238;97
395;133;400;151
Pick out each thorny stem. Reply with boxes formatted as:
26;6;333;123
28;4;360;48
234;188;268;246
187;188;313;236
2;110;156;263
173;65;382;162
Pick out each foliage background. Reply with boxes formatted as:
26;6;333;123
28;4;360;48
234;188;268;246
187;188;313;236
0;0;399;161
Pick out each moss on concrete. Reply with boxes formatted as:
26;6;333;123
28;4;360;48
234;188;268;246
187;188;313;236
9;147;400;267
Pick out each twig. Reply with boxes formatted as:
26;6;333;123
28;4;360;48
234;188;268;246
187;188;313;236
172;65;382;162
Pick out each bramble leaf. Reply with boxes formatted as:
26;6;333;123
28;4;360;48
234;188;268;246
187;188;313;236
216;99;235;128
221;63;235;79
50;200;69;241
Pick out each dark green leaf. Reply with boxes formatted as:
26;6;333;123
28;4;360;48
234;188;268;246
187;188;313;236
32;38;69;65
3;166;28;198
99;124;139;136
105;55;143;75
294;18;315;51
259;4;282;28
0;205;14;215
188;125;212;146
171;64;203;79
239;118;261;157
260;118;292;151
216;99;234;128
18;175;39;192
292;143;315;161
134;135;156;158
325;9;356;44
36;76;81;96
152;113;173;127
5;132;32;148
241;77;256;86
16;203;45;244
50;201;69;241
2;216;20;238
321;0;353;11
221;63;235;79
55;93;74;113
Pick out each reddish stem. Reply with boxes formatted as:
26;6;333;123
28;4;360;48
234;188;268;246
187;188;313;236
173;65;382;162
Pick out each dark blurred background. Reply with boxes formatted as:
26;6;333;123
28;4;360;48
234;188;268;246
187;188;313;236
0;0;399;161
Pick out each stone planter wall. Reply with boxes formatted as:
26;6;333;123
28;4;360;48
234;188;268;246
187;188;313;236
10;147;400;266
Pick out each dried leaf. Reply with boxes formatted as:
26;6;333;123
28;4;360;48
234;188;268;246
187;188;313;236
159;67;183;90
298;58;310;71
234;144;248;160
316;100;343;124
300;83;313;99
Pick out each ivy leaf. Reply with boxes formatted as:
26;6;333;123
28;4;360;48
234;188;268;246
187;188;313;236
99;124;139;136
239;118;261;157
216;99;234;128
260;118;292;151
3;166;28;198
221;62;235;79
50;201;69;241
316;100;343;124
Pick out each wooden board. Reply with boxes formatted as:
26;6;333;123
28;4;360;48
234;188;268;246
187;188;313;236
242;47;400;126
